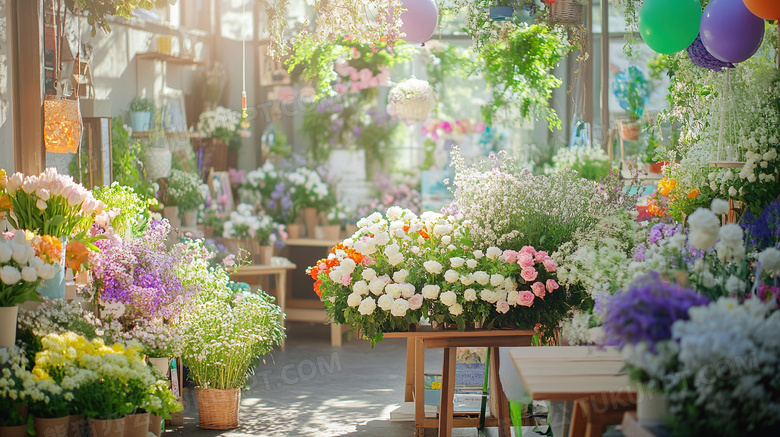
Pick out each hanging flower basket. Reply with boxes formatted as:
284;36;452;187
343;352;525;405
143;147;173;180
547;0;584;25
389;78;437;121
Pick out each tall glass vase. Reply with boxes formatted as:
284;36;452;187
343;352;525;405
37;236;67;299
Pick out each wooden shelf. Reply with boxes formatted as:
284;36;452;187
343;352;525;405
136;52;203;66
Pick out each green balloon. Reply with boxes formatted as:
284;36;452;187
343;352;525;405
639;0;702;54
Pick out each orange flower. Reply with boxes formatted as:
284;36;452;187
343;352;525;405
0;169;7;190
418;228;430;239
34;235;64;264
687;189;700;199
313;279;323;297
66;241;91;271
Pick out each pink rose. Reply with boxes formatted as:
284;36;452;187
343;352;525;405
543;258;557;272
408;294;423;310
531;282;546;299
339;273;352;286
520;246;537;255
503;250;518;263
362;256;376;266
496;300;510;314
517;253;535;269
546;279;559;293
518;290;535;307
535;251;548;263
521;267;538;282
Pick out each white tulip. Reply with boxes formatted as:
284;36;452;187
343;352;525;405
0;245;12;263
12;244;30;264
22;176;39;194
36;199;47;210
21;267;38;282
35;188;50;201
38;264;56;280
0;266;22;285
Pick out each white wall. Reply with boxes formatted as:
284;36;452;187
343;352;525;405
0;0;14;173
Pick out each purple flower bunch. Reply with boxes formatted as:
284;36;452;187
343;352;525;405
602;272;709;350
92;220;192;319
741;199;780;251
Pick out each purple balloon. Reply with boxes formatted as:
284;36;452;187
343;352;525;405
700;0;764;64
687;35;735;71
399;0;439;44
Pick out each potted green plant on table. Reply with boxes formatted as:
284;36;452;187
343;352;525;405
165;169;205;227
129;97;155;132
612;66;650;141
179;271;284;430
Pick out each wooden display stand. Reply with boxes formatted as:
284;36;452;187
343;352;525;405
386;328;535;437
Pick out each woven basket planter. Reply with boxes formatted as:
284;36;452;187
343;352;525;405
549;0;584;25
393;99;436;121
143;147;172;180
195;388;240;430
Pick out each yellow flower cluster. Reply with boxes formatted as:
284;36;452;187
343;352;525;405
33;332;145;382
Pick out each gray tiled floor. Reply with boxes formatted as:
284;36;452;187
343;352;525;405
170;322;545;437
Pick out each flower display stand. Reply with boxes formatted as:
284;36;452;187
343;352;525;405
384;328;535;437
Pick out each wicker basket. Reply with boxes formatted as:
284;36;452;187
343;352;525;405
393;99;436;121
549;0;584;25
195;388;240;430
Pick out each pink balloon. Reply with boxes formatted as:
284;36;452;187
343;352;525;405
399;0;439;44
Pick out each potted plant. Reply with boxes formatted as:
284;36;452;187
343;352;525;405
194;106;245;174
179;275;284;430
144;380;181;437
612;66;650;141
286;168;330;238
30;379;73;437
545;0;585;25
165;169;204;227
324;203;348;241
0;347;35;437
129;97;155;132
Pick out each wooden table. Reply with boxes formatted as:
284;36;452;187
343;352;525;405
508;346;638;437
229;261;297;350
386;328;535;437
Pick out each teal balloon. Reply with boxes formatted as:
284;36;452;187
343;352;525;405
639;0;702;54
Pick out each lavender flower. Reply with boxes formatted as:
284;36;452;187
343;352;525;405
602;272;709;350
741;199;780;251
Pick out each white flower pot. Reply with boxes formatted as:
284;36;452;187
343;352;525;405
129;111;151;132
637;384;669;427
149;357;171;378
144;147;172;180
0;305;18;348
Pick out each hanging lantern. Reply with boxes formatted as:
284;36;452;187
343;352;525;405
44;95;83;154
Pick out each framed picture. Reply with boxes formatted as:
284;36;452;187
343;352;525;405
258;45;291;87
208;170;234;213
162;87;188;132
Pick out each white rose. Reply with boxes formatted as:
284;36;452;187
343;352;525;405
473;271;490;286
440;290;457;306
328;269;343;283
377;294;394;311
362;268;377;282
486;247;502;260
411;246;420;255
358;297;377;315
466;259;478;269
444;269;460;284
38;264;56;280
724;275;745;294
490;274;504;287
421;284;440;300
449;303;463;316
711;199;730;215
460;274;475;286
374;232;390;246
353;280;369;295
399;283;415;298
441;235;452;245
423;260;443;274
385;284;403;299
473;250;484;259
450;257;465;268
340;258;357;275
464;289;477;301
386;206;403;221
369;277;389;295
385;243;400;256
388;253;404;266
480;289;497;303
700;270;715;288
347;293;363;307
390;299;410;317
0;266;22;285
687;208;719;250
21;267;38;283
392;269;409;283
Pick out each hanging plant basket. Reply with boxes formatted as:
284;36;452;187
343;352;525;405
143;147;173;180
547;0;584;25
389;78;438;121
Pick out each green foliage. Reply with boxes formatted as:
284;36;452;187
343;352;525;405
164;169;204;212
110;119;157;199
66;0;175;36
129;97;155;113
473;24;570;129
93;182;155;237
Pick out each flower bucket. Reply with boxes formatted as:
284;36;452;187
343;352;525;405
637;384;669;427
129;111;151;132
148;415;163;437
37;263;66;299
124;412;150;437
149;357;170;378
548;0;584;25
0;305;18;348
34;416;70;437
181;210;198;227
302;207;319;238
195;388;240;430
286;223;302;240
143;147;172;180
259;245;274;265
88;417;125;437
0;425;27;437
68;415;87;437
619;119;641;141
323;225;341;242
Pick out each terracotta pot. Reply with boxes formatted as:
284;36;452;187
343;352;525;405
286;223;302;240
195;387;240;430
0;425;27;437
148;357;170;378
302;207;319;238
0;305;18;348
124;412;149;437
148;415;163;437
204;226;215;239
323;225;341;242
68;414;87;437
258;245;274;265
35;415;70;437
88;417;125;437
619;120;641;141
